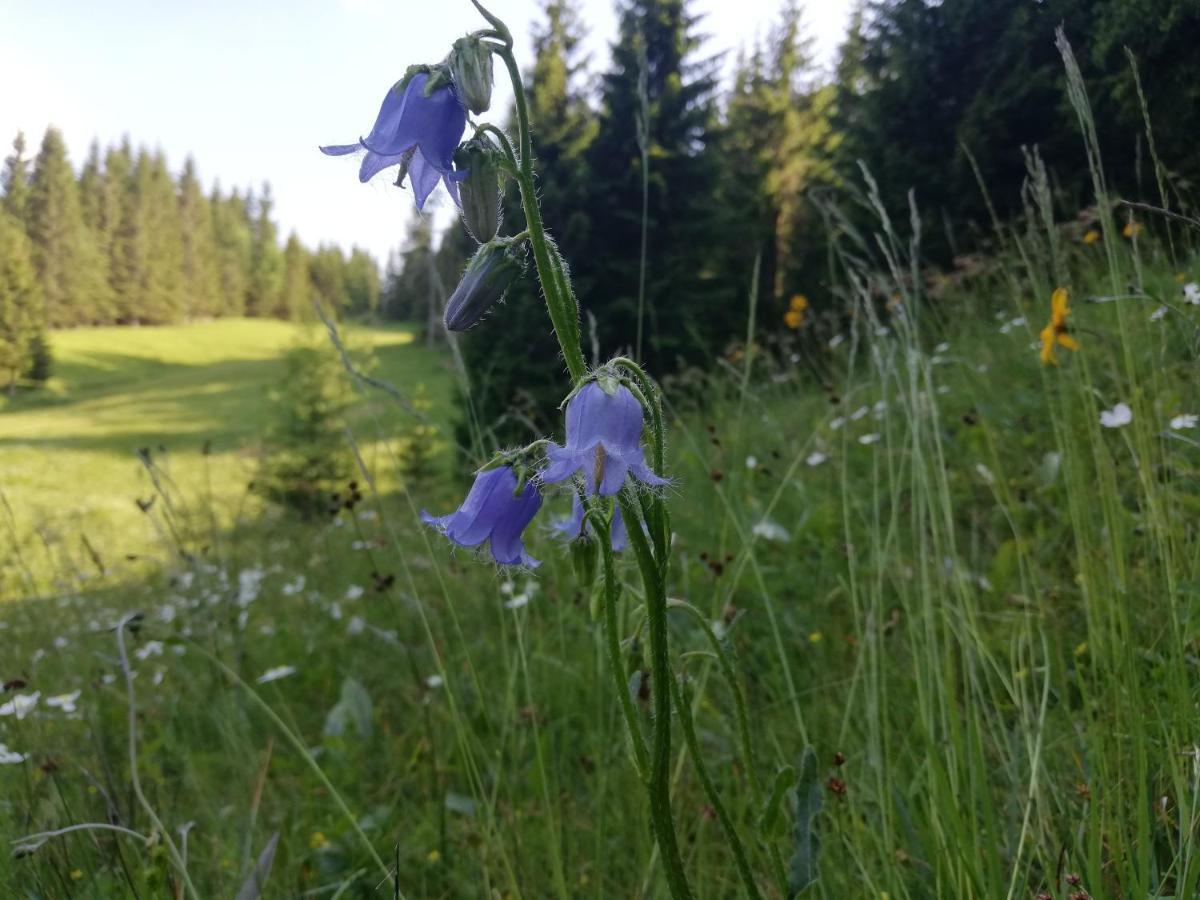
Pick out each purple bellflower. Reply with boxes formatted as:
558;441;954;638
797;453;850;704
421;465;542;567
321;71;468;210
540;381;669;496
556;495;628;551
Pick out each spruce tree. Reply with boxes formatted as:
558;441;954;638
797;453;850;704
579;0;728;374
343;248;380;318
27;128;111;326
211;186;252;317
281;232;311;320
247;184;284;317
178;157;220;318
2;132;33;226
0;210;41;391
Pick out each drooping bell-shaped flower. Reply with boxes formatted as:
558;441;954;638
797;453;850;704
555;495;628;551
421;465;542;567
321;71;468;210
540;381;668;497
444;238;525;331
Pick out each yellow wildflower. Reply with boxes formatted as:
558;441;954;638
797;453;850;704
1176;272;1188;283
1122;220;1143;238
789;294;809;312
1082;229;1100;245
70;869;83;881
1039;288;1079;365
427;849;442;864
808;631;823;643
309;832;329;850
784;309;804;329
1074;641;1088;658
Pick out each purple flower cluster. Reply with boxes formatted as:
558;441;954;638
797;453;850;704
421;381;664;566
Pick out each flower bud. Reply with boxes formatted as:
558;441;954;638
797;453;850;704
443;238;525;332
454;137;503;243
447;36;494;115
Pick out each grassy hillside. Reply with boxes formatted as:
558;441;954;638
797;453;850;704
0;318;455;596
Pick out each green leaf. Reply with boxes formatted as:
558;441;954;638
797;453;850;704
788;747;822;897
759;763;796;838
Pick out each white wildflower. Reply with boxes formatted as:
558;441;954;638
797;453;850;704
745;455;758;470
850;405;869;421
858;433;882;445
1169;413;1197;430
0;744;26;765
1100;402;1133;429
425;674;444;689
751;518;790;543
829;416;845;430
256;665;297;685
975;463;995;485
1150;305;1168;322
344;585;365;601
347;616;367;636
135;640;164;661
806;451;827;467
828;334;845;349
45;690;81;714
1183;282;1200;305
0;692;40;720
237;568;264;607
280;575;305;597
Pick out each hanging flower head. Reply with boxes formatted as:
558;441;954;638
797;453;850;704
1039;287;1079;365
321;70;467;210
422;465;542;567
540;378;668;497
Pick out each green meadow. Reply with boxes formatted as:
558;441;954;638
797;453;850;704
0;318;453;593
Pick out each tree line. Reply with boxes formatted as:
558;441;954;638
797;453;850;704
377;0;1200;447
0;129;380;389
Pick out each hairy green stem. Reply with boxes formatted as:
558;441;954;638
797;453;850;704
594;505;650;778
618;492;694;900
670;676;764;899
495;46;587;384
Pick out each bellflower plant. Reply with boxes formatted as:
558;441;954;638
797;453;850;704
541;380;669;496
420;465;542;567
322;4;780;897
321;70;468;210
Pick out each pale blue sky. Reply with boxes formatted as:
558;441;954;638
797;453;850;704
0;0;852;264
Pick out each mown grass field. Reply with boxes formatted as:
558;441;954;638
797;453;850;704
2;224;1200;898
0;318;455;597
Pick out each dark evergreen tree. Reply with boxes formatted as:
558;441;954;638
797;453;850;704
1;132;32;225
247;184;284;317
27;128;111;326
578;0;730;375
134;149;186;322
282;232;311;320
0;210;42;391
178;157;220;318
343;248;381;318
211;186;252;317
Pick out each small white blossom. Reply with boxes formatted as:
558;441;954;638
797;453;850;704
280;576;305;597
1150;305;1168;322
257;665;297;685
829;416;845;430
1100;402;1133;429
975;463;995;486
347;616;367;636
344;585;365;601
828;334;845;349
0;692;40;720
1169;413;1197;430
237;568;264;607
0;743;26;765
153;669;165;687
751;519;791;543
425;674;444;689
53;636;69;650
999;316;1026;335
745;455;758;470
934;342;950;353
135;640;164;661
874;325;889;337
806;451;827;467
858;433;882;445
850;405;869;421
45;690;81;713
1183;282;1200;305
